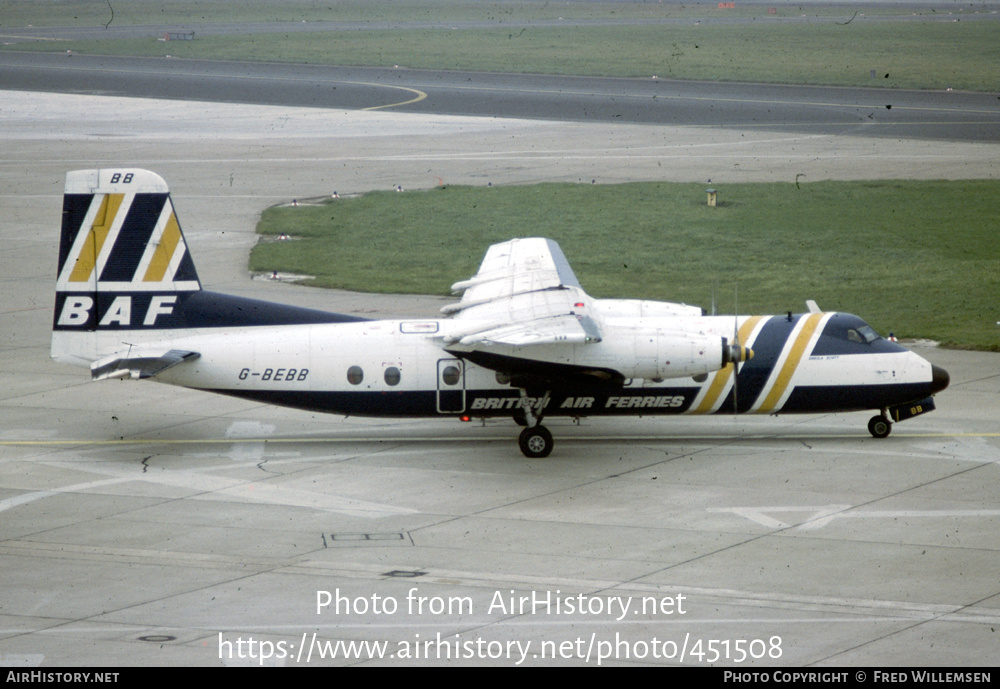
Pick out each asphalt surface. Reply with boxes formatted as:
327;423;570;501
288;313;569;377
2;51;1000;141
0;28;998;667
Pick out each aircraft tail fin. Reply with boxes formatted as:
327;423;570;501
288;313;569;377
52;169;202;365
52;168;368;369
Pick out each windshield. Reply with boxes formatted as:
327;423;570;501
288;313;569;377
811;313;897;356
847;324;881;344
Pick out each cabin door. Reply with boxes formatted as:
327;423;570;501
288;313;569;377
436;358;466;413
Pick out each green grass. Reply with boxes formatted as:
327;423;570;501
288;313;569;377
4;2;999;91
0;1;958;28
0;1;667;26
251;181;1000;351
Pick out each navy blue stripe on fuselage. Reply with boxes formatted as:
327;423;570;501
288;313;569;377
176;291;369;328
212;388;439;417
209;387;702;419
203;382;928;420
52;290;369;331
783;382;938;413
717;314;800;414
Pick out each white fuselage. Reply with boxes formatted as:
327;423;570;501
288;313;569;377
56;312;941;419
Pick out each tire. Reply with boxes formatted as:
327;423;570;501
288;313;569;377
518;426;554;458
868;415;892;439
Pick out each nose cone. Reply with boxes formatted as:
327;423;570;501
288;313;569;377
930;364;950;395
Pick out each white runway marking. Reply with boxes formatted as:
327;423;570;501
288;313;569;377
710;504;1000;530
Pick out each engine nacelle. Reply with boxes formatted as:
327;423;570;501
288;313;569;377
598;326;751;380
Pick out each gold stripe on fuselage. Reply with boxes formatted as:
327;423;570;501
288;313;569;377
693;315;765;413
755;312;825;413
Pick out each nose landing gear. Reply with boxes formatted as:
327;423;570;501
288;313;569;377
870;396;939;439
868;414;892;439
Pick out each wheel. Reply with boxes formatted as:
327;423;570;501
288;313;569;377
868;415;892;438
518;426;554;458
512;409;528;427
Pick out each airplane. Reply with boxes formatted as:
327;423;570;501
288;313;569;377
52;169;950;458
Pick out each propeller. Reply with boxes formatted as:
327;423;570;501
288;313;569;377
729;285;754;414
718;285;753;366
715;284;753;414
733;286;740;415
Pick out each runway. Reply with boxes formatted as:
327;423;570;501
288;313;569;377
1;80;999;665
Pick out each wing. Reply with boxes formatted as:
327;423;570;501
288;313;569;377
438;238;620;389
440;238;602;347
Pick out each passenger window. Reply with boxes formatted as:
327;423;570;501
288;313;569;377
384;366;401;386
442;365;461;386
347;366;363;385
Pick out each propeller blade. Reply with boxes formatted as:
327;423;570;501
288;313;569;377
734;287;739;414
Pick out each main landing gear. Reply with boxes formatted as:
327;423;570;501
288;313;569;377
516;389;554;458
519;425;554;458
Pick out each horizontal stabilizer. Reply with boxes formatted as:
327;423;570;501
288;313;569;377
91;348;199;381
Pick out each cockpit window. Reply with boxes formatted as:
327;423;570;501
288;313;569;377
847;325;880;344
812;314;893;356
